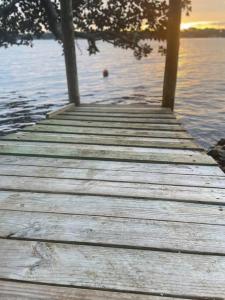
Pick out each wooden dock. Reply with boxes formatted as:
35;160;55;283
0;104;225;299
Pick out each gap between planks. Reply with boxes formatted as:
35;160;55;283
39;119;185;131
0;164;224;188
0;176;225;204
2;132;200;150
0;155;222;176
52;115;181;124
23;124;192;139
0;280;188;300
0;141;214;165
1;191;225;225
1;209;225;255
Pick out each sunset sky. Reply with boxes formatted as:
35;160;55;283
182;0;225;29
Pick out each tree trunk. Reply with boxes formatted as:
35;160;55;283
60;0;80;105
162;0;182;111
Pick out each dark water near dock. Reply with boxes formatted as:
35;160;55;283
0;38;225;149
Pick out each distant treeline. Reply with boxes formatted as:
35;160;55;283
181;28;225;38
39;28;225;40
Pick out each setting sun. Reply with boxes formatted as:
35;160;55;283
181;21;209;30
182;0;225;30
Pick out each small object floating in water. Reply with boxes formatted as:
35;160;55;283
103;69;109;78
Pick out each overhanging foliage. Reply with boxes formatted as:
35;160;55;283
0;0;191;58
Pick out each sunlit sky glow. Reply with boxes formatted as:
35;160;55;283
181;0;225;30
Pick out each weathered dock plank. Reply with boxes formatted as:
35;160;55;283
0;104;224;299
1;239;225;298
2;131;199;149
0;175;225;204
0;280;185;300
64;111;176;118
0;164;225;188
0;141;214;164
1;191;225;225
40;119;185;131
74;106;172;113
1;210;225;254
54;114;180;124
0;155;222;175
24;124;192;138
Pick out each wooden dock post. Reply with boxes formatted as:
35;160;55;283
60;0;80;106
162;0;182;111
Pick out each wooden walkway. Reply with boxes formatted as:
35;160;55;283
0;104;225;299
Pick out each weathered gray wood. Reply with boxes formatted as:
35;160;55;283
40;119;184;131
162;0;182;110
54;114;180;124
74;106;171;113
0;176;224;204
1;104;223;299
0;155;222;176
1;239;225;298
0;280;184;300
24;124;191;138
60;0;80;105
1;164;225;188
0;141;213;165
1;210;225;254
47;104;75;119
79;104;167;107
1;191;225;225
3;132;200;150
65;111;176;118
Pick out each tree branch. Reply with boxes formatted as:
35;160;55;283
0;0;21;18
40;0;63;40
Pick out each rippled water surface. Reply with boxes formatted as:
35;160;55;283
0;38;225;148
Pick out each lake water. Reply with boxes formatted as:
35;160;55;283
0;38;225;149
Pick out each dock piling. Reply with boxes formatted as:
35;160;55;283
60;0;80;106
162;0;182;110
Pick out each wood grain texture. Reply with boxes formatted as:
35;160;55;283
1;210;225;254
46;104;75;118
2;132;199;150
0;155;222;176
0;176;225;204
24;124;191;138
1;104;224;299
0;141;214;165
65;111;176;118
1;239;225;298
40;119;184;131
0;280;185;300
0;164;224;188
74;106;172;113
1;191;225;225
54;115;180;124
